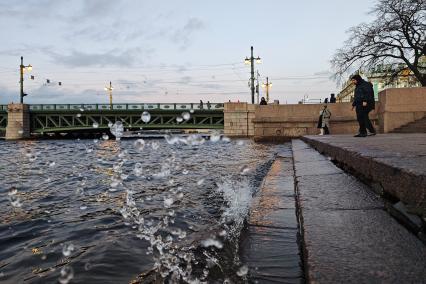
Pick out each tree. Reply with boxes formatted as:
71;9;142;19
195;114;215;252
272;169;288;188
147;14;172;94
332;0;426;86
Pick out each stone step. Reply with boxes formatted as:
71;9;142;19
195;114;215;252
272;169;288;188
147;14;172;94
292;139;426;283
391;117;426;133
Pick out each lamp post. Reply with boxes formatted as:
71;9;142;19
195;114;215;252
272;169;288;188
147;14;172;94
104;81;113;110
19;56;32;103
244;46;261;104
262;77;272;102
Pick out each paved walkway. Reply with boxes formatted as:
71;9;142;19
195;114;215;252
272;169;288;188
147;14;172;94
302;134;426;218
292;139;426;283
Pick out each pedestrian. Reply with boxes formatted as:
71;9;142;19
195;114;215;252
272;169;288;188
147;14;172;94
260;97;267;105
350;74;376;137
317;104;331;135
324;98;329;103
330;93;336;103
207;101;211;109
200;100;203;109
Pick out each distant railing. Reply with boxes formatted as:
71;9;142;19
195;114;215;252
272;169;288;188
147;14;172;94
0;103;224;111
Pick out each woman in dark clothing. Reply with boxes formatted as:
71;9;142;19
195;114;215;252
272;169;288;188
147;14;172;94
260;97;267;105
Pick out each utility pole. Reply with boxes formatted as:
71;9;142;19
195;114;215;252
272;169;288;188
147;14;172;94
244;46;261;104
19;56;32;104
104;81;113;110
255;70;260;104
262;77;272;102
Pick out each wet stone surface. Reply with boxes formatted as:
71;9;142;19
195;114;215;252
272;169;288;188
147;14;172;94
241;144;303;283
292;140;426;283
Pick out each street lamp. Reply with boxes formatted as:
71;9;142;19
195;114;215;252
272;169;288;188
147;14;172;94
104;81;114;110
244;46;261;104
262;77;272;102
19;56;32;103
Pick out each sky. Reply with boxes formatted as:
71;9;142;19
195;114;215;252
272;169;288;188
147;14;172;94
0;0;376;105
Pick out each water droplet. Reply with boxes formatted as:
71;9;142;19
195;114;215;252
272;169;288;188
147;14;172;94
237;140;245;146
182;112;191;120
79;108;84;112
134;163;143;176
164;197;174;208
76;113;82;118
240;165;251;175
108;122;113;127
80;205;87;210
93;139;99;144
151;141;159;150
41;254;47;260
182;169;189;175
189;109;195;113
18;130;24;134
176;116;183;123
141;111;151;123
197;179;205;185
92;122;99;128
210;131;221;143
49;161;56;167
134;139;145;152
201;238;223;249
8;187;18;196
10;195;22;208
110;121;124;140
176;192;184;199
102;134;109;140
237;265;248;277
58;266;74;284
62;243;74;257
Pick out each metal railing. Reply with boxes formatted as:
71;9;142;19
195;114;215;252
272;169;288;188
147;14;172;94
0;103;224;112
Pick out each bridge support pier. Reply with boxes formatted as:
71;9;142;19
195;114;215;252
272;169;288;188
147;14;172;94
6;103;30;140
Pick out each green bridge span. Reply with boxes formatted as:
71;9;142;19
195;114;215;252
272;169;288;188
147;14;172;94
0;103;224;134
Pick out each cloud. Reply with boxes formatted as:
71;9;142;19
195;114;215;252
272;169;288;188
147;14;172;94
171;18;205;49
47;48;148;67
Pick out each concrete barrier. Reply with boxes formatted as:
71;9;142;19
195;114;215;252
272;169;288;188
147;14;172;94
377;87;426;133
5;103;30;140
252;102;378;141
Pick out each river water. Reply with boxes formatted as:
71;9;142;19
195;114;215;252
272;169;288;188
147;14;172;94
0;135;283;283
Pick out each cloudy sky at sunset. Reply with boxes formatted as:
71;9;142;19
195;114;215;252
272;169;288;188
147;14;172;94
0;0;375;104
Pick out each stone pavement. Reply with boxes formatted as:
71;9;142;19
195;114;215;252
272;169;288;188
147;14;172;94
240;144;303;283
302;134;426;220
292;139;426;283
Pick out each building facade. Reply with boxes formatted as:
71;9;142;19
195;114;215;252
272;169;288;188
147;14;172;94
337;58;425;102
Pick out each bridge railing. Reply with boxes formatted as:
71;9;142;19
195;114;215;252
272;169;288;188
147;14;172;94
23;103;224;111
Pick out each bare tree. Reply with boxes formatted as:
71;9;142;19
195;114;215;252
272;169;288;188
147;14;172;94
332;0;426;86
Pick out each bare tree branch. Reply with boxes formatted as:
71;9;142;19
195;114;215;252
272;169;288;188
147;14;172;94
332;0;426;86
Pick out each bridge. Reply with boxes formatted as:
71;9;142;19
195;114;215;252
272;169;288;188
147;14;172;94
0;103;224;136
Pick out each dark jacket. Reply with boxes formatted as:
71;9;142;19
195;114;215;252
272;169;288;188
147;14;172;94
352;79;375;110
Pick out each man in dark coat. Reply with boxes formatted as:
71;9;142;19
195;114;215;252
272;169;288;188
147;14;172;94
351;74;376;137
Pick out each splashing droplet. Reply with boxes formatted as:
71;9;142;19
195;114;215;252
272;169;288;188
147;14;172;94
240;165;251;175
201;238;223;249
108;122;113;127
110;121;124;140
62;243;74;257
197;179;205;185
102;134;109;140
176;116;183;123
190;109;195;113
92;122;99;128
134;139;145;152
182;112;190;120
76;113;82;118
49;161;56;167
151;141;159;150
58;266;74;284
182;169;189;175
164;197;174;208
210;131;221;143
237;265;248;277
141;111;151;123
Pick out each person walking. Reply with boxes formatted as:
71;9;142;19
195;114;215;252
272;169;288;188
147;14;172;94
317;104;331;135
330;93;336;103
350;75;376;137
260;97;267;105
